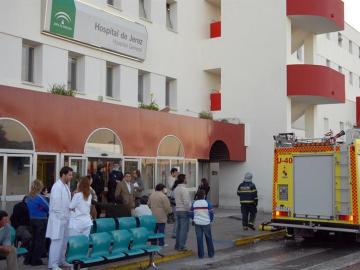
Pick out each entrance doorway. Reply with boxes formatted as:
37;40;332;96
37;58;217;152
37;154;57;191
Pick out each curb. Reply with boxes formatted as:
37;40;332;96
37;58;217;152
105;231;285;270
233;230;286;246
105;250;193;270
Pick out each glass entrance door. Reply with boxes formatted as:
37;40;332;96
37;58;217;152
124;159;139;174
0;154;32;212
69;157;87;192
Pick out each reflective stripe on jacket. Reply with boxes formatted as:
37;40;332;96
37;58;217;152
237;181;258;204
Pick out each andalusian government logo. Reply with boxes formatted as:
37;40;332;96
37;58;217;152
50;0;76;38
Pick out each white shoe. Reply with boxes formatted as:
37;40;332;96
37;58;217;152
52;267;63;270
60;262;73;268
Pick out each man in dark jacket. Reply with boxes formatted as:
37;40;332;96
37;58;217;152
92;164;105;203
10;196;32;251
107;163;123;203
237;172;258;230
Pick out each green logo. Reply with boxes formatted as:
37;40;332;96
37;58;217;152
50;0;76;38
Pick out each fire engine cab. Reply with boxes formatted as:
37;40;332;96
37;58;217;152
270;129;360;238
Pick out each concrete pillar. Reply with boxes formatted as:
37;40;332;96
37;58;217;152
83;56;106;100
142;73;166;108
119;66;138;107
151;0;166;26
121;0;139;18
304;34;316;64
305;105;320;138
0;33;22;84
42;45;67;89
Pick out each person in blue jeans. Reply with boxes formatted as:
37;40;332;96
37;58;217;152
190;189;215;259
173;174;191;251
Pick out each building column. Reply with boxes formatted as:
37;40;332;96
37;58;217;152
304;34;316;64
305;105;320;138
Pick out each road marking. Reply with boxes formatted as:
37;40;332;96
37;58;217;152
301;250;360;270
223;247;328;270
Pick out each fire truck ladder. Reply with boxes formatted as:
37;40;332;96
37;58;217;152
335;145;351;215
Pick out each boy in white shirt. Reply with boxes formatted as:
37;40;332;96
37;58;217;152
190;190;215;259
134;196;152;217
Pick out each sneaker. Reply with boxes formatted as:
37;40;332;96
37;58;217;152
178;247;189;252
243;226;248;231
52;267;63;270
59;262;72;268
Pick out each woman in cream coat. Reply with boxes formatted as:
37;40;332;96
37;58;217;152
148;184;172;246
69;176;93;236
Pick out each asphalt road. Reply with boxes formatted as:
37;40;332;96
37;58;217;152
159;237;360;270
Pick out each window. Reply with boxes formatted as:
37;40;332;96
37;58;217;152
85;128;123;156
141;158;155;190
324;118;329;133
22;44;34;82
185;160;197;188
0;118;34;150
158;135;184;157
165;81;170;107
349;40;353;54
138;73;144;103
338;66;342;73
340;121;344;131
165;77;177;109
350;71;353;85
338;33;343;47
166;4;172;29
139;0;150;20
326;59;331;67
106;65;114;98
67;57;77;90
166;1;177;31
296;48;302;61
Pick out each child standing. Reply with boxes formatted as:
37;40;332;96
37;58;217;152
190;189;215;259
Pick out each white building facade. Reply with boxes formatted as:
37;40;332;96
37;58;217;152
0;0;358;212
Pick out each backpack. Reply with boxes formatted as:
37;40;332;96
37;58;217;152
10;197;30;229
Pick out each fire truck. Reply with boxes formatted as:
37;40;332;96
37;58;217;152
270;129;360;238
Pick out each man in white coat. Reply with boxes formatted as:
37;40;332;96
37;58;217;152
46;166;73;270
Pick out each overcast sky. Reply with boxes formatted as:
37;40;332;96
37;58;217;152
344;0;360;30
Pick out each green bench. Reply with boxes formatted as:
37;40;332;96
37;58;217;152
66;227;161;270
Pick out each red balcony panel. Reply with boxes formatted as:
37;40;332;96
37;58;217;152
0;85;246;161
287;0;344;33
210;21;221;38
287;64;345;104
210;92;221;111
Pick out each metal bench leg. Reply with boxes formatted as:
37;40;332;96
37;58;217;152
147;252;159;270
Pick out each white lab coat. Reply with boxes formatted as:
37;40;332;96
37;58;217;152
69;192;92;234
46;179;71;240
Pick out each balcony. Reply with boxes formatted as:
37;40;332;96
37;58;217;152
210;21;221;38
287;0;344;34
287;64;345;104
210;91;221;111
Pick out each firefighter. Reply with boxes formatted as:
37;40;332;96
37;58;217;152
237;172;258;230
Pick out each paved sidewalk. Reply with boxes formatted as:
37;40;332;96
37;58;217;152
12;208;273;270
